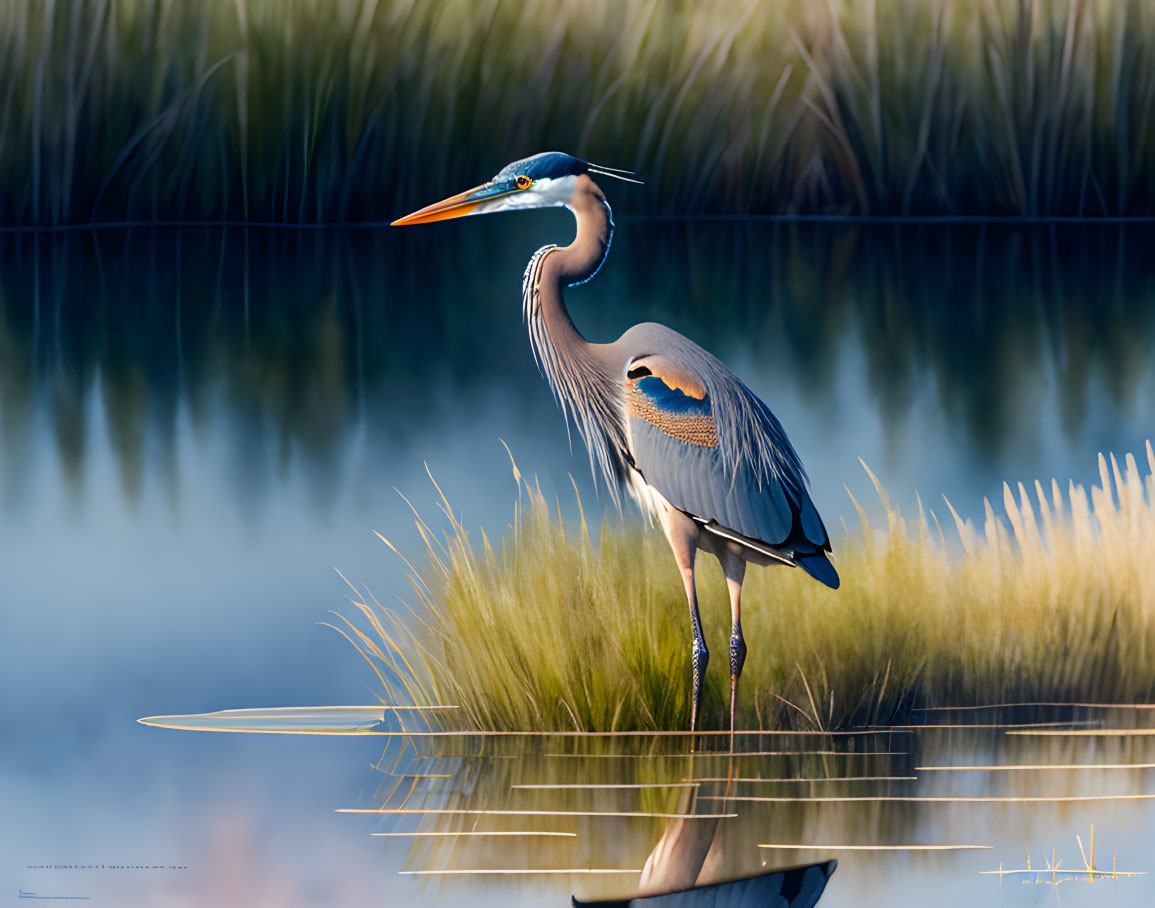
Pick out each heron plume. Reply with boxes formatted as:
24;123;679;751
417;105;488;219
588;166;644;185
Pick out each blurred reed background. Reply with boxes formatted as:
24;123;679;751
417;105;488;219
1;0;1153;225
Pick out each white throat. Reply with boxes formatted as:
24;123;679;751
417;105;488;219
483;175;578;214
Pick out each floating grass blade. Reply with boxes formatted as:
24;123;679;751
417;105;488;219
136;705;454;734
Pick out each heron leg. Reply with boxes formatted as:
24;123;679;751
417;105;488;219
655;499;706;733
685;562;708;735
720;550;747;738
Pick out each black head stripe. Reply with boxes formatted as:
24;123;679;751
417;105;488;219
495;152;589;183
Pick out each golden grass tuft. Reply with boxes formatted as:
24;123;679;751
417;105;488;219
336;443;1155;732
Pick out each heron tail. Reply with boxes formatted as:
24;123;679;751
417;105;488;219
794;551;840;590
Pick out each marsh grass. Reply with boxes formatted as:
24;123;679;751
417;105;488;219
2;0;1154;224
335;443;1155;733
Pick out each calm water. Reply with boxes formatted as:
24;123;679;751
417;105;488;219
2;219;1155;906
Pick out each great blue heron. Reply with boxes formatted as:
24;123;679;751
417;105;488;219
393;152;838;733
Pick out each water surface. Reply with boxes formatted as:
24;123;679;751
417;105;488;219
2;220;1154;905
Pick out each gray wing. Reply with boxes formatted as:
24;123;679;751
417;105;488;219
616;324;836;587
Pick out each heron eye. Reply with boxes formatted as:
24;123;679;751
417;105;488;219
515;175;533;190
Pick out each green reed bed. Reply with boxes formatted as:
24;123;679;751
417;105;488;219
2;0;1153;225
335;443;1155;732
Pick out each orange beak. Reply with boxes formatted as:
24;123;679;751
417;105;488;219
391;182;515;226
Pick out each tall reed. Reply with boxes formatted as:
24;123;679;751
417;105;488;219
337;444;1155;731
1;0;1152;224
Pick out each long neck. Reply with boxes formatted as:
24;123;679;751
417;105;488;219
536;174;613;347
549;175;613;284
521;174;626;500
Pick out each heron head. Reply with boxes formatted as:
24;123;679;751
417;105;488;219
391;152;638;226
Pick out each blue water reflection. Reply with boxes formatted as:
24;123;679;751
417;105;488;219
2;221;1154;905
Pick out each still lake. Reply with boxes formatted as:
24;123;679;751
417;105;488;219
2;217;1154;906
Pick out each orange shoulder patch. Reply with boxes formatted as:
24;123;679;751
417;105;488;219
627;354;707;400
